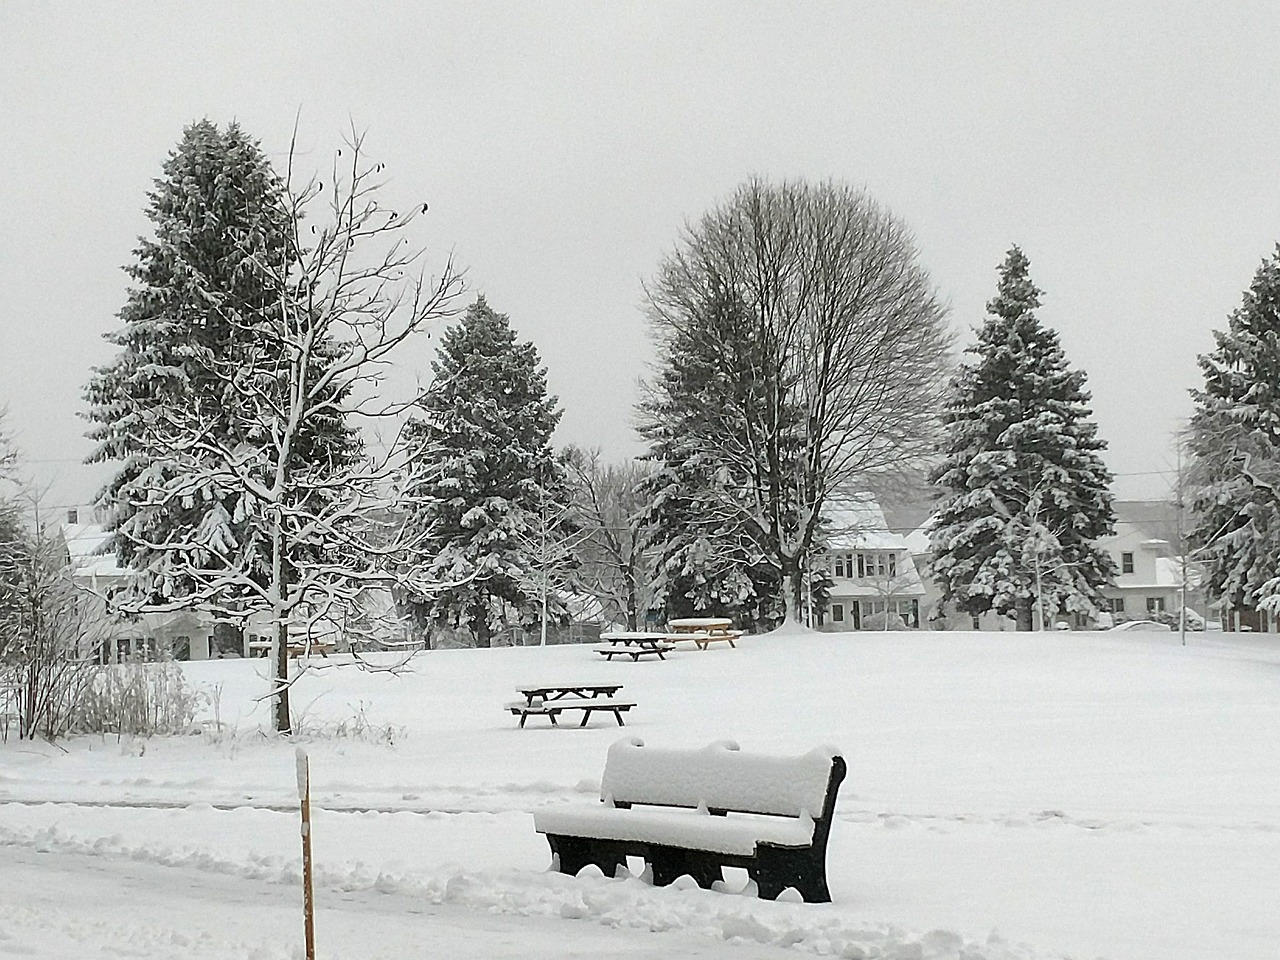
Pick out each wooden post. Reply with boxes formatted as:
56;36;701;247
296;748;316;960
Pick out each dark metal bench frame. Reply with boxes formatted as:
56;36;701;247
541;753;846;902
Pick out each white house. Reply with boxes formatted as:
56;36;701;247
1096;501;1206;627
61;512;216;662
818;494;926;630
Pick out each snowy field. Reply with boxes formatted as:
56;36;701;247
2;627;1279;960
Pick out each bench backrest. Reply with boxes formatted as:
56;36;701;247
600;737;843;820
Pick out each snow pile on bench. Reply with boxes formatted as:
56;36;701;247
602;737;836;816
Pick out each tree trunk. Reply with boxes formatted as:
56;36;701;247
1015;598;1034;632
624;570;639;630
471;604;491;648
274;613;291;734
783;557;804;626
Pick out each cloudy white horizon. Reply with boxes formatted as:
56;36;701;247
6;1;1279;511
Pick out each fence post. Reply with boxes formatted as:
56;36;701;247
296;748;316;960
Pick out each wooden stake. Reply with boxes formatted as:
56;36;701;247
296;748;316;960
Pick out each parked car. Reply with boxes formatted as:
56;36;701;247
1108;620;1174;632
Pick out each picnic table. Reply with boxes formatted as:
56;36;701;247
246;639;335;659
506;682;633;728
667;617;744;650
595;631;677;661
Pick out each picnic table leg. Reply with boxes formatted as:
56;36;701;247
612;709;625;726
519;712;528;729
579;709;590;728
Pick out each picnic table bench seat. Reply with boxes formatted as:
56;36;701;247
533;737;846;902
593;643;675;661
680;629;745;650
506;697;635;728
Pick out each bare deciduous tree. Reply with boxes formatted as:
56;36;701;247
0;499;107;740
565;448;653;629
641;179;952;623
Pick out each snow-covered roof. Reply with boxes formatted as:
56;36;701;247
904;518;935;557
823;494;909;552
62;522;130;578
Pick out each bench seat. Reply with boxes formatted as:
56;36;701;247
593;644;674;659
506;698;636;728
682;631;742;649
533;804;813;856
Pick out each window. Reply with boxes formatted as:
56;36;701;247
831;603;844;623
853;551;897;579
1111;598;1126;613
1121;552;1134;574
1147;596;1165;613
831;553;854;578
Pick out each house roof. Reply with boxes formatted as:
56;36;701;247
1111;500;1182;545
62;522;130;578
823;494;909;551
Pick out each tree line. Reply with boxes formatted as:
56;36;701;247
4;117;1278;736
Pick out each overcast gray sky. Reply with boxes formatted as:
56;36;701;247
4;1;1278;515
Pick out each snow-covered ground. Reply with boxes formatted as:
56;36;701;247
2;627;1278;960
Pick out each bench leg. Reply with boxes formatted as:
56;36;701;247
751;845;831;903
546;835;626;879
518;712;528;729
649;846;722;890
579;709;590;728
548;711;558;726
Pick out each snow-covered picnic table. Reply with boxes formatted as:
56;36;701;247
667;617;744;649
506;682;634;728
595;631;677;661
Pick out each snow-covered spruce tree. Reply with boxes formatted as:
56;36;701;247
402;297;569;647
637;285;787;630
930;246;1115;630
641;179;951;625
84;122;462;732
1185;245;1280;617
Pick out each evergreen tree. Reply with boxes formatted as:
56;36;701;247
82;123;462;732
637;282;787;630
1186;246;1280;614
403;297;568;647
930;247;1115;630
84;119;360;605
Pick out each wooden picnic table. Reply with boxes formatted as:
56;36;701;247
666;617;743;650
595;631;677;661
507;682;633;728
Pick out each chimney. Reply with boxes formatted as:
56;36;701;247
67;508;79;525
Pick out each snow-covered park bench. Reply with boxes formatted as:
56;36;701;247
533;737;846;902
